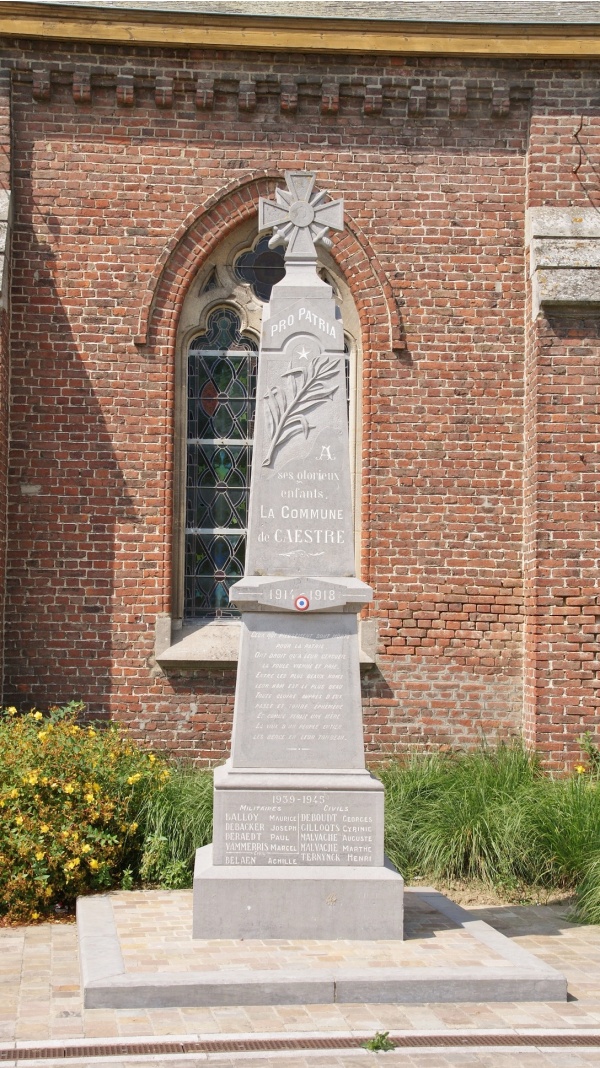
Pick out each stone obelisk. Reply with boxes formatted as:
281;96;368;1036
193;173;403;940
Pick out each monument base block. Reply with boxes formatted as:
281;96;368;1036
193;844;404;940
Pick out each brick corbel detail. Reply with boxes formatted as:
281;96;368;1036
116;74;135;107
155;76;174;109
15;65;528;121
321;82;340;115
364;83;383;115
31;68;50;101
238;79;257;112
195;76;214;110
408;84;427;117
72;71;91;105
279;82;298;112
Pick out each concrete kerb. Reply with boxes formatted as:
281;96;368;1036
77;887;567;1008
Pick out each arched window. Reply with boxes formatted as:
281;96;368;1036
170;223;361;634
185;308;258;618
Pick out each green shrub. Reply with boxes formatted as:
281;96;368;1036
0;701;170;921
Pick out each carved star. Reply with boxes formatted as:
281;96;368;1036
258;172;344;261
296;346;311;360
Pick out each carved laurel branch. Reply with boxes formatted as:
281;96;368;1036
262;355;340;468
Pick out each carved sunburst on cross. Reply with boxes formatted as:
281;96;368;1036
258;172;344;261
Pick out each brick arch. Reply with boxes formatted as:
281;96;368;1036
141;172;399;610
137;172;399;355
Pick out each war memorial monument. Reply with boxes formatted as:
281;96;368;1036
77;176;567;1007
193;172;404;940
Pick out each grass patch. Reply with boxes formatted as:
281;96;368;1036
380;741;600;920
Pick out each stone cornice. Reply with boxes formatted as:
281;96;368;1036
3;1;600;57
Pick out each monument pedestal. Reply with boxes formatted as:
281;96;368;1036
193;844;403;940
194;761;403;940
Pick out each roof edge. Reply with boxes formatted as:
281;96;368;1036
1;1;600;57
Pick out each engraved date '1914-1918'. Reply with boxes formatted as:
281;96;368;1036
262;354;340;468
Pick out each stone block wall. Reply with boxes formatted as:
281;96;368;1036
0;38;598;766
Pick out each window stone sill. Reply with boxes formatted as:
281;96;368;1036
154;615;377;669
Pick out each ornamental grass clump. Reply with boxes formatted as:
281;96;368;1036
137;764;213;889
380;740;600;920
380;742;539;886
0;701;170;922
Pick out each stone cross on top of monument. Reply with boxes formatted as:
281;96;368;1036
258;171;344;261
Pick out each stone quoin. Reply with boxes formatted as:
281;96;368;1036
0;1;599;769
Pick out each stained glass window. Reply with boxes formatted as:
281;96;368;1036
234;235;286;302
185;307;258;619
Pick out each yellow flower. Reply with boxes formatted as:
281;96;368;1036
15;816;23;826
37;731;47;741
148;754;156;763
127;773;142;785
44;887;52;897
32;711;43;721
63;783;75;794
40;824;49;833
7;706;17;715
27;774;38;786
10;788;18;798
160;770;170;781
575;764;586;775
80;843;91;854
88;727;96;736
85;793;94;803
89;859;100;870
129;822;138;833
35;851;44;860
31;912;40;920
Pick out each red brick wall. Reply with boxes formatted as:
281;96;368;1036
523;88;600;768
0;40;597;764
0;65;10;703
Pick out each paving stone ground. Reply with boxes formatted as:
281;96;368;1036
3;893;600;1065
111;888;507;976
